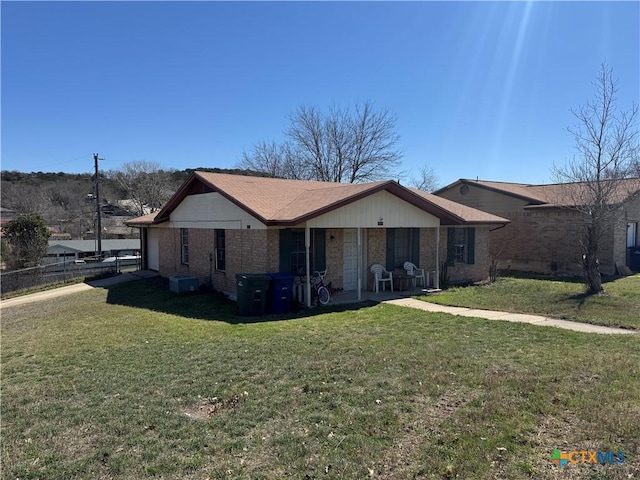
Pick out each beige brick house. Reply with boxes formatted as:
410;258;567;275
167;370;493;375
434;178;640;276
127;172;508;304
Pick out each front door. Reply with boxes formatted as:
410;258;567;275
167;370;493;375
343;229;358;290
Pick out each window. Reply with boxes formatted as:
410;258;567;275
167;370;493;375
386;228;420;270
279;229;326;276
215;229;226;271
393;229;411;269
627;222;638;248
180;228;189;265
290;229;309;276
447;227;475;265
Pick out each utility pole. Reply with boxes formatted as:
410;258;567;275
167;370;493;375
94;153;102;260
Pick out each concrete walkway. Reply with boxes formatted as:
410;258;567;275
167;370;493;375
0;270;158;310
384;298;638;335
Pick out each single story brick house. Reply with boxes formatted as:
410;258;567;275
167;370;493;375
126;172;508;305
434;178;640;276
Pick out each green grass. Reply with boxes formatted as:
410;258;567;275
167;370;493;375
2;277;639;479
420;274;640;330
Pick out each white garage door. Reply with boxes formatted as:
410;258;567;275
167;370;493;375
147;228;160;271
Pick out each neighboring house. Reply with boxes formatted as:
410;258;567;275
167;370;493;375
45;239;141;264
126;172;508;304
434;178;640;276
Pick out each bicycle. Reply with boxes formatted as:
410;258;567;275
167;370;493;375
310;269;331;305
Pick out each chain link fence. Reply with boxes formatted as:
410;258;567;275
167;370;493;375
0;261;124;296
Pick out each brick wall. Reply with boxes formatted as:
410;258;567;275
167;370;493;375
418;228;439;287
218;229;270;295
158;228;189;277
157;225;495;295
366;229;386;290
266;229;280;273
488;209;625;276
439;226;491;285
157;227;270;296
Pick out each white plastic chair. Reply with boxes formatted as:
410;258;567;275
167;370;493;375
370;264;393;293
403;261;426;287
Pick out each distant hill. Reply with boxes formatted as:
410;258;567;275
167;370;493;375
0;167;269;239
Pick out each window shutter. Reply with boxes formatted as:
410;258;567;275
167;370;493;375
314;229;326;271
467;227;475;265
447;227;455;266
386;229;395;271
411;228;420;266
279;229;291;273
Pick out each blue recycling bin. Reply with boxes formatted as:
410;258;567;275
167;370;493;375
267;273;295;314
629;246;640;272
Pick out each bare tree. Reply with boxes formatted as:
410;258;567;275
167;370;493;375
410;165;440;192
1;182;49;216
553;63;639;294
108;161;175;216
240;141;310;180
240;102;402;183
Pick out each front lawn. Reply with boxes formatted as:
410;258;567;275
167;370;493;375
421;275;640;330
2;278;639;479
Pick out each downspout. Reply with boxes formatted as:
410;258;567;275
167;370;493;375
305;224;311;307
357;227;362;300
435;225;440;289
140;227;144;271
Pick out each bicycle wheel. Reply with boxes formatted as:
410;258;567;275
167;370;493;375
317;285;330;305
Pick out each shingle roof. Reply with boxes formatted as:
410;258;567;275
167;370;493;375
127;172;510;227
47;239;141;253
408;188;510;224
124;212;158;226
435;178;640;207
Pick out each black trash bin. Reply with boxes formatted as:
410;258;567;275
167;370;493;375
236;274;271;316
629;246;640;272
267;273;295;314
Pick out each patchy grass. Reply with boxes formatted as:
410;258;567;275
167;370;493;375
420;274;640;330
2;278;639;479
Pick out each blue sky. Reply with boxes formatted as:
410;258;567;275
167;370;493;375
2;1;638;186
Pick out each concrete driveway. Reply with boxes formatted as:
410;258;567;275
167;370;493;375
0;271;158;310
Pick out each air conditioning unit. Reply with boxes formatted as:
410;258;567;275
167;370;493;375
169;275;199;294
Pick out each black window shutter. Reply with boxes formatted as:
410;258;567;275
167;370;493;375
411;228;420;266
467;227;475;265
446;227;455;266
279;229;291;273
314;229;326;271
386;229;395;271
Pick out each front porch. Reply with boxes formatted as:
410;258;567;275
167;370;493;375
313;285;442;307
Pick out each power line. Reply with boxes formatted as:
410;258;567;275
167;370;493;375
6;153;95;172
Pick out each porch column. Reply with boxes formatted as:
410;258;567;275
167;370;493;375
305;224;311;307
357;227;362;300
435;225;440;289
